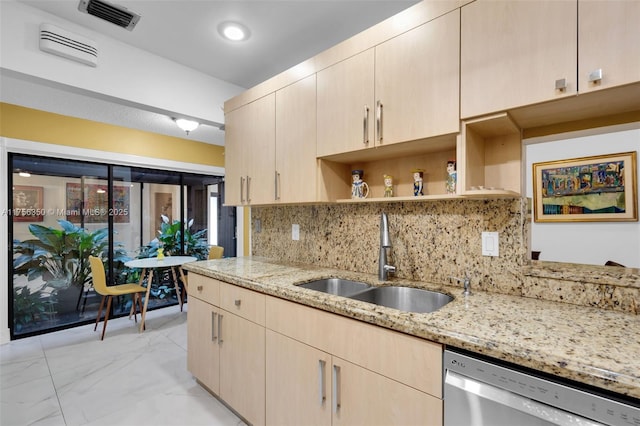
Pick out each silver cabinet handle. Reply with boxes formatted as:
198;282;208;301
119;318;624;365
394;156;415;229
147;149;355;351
332;364;341;414
240;176;245;203
318;360;327;406
363;105;369;146
218;314;223;344
589;68;603;84
234;299;241;307
555;78;567;92
376;100;383;144
246;176;252;203
196;285;203;292
275;171;280;200
211;311;217;342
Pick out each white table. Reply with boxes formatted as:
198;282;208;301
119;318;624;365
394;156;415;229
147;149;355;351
125;256;197;332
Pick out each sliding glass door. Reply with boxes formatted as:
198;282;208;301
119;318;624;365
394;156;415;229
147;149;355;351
9;154;230;339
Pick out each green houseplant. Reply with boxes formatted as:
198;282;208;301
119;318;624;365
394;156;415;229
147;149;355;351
135;215;209;300
13;219;130;312
138;215;209;260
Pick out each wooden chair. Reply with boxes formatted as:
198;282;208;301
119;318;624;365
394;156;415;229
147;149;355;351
209;245;224;259
89;256;146;340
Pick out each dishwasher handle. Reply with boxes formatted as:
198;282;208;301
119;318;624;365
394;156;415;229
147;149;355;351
444;370;603;426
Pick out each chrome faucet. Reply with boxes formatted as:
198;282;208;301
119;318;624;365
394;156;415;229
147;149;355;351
379;212;396;281
450;274;471;296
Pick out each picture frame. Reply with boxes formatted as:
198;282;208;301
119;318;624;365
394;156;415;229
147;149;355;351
66;183;130;223
533;151;637;222
13;185;44;222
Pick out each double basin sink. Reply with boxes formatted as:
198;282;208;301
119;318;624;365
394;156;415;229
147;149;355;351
297;278;453;314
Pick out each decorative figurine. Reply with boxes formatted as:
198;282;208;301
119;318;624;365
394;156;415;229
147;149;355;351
351;169;369;199
157;246;165;260
412;169;425;196
383;174;394;197
446;160;457;194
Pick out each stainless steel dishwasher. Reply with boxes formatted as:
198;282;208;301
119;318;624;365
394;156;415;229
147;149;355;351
444;349;640;426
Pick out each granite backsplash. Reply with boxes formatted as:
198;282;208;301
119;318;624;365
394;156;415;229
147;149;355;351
251;198;639;314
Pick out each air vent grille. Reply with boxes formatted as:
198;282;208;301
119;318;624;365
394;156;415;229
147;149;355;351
39;23;98;67
78;0;140;31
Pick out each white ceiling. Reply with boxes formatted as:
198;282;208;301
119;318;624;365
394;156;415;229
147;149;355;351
5;0;419;145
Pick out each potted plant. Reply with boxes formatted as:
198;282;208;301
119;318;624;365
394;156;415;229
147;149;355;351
13;219;130;313
135;215;209;301
138;215;209;260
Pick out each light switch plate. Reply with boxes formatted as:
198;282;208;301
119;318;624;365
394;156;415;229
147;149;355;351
482;232;499;256
292;224;300;241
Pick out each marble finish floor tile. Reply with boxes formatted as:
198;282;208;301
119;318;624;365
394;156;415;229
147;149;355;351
1;306;246;426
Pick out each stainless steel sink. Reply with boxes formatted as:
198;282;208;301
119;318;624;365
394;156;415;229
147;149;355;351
296;278;372;297
347;286;453;313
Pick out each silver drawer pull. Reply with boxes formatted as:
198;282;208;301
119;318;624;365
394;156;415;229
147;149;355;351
197;285;203;291
234;299;242;307
555;78;567;92
318;359;327;406
211;312;217;342
363;105;369;145
333;364;341;413
588;68;602;83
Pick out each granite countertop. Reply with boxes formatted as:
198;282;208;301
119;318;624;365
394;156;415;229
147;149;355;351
184;256;640;400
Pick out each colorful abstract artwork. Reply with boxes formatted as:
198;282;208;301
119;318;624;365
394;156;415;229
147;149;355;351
533;152;637;222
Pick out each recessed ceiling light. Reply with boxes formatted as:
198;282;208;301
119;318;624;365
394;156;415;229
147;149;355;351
218;21;250;42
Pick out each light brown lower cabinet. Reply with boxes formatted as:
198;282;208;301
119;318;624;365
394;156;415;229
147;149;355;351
266;329;442;426
187;275;265;426
188;273;443;426
265;295;443;426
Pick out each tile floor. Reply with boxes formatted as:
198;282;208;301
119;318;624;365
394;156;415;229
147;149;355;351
0;305;246;426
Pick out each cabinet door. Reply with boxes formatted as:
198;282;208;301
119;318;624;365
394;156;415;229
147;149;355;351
375;9;460;145
266;330;332;426
223;95;276;206
461;0;577;118
186;297;219;394
579;0;640;93
223;105;247;206
332;357;442;426
275;75;318;203
219;311;266;426
317;49;375;157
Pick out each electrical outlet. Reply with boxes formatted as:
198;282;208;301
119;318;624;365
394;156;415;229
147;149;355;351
482;232;499;256
292;224;300;241
254;218;261;233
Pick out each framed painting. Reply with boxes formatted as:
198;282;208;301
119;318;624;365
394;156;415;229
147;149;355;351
533;151;637;222
13;185;44;222
66;183;130;223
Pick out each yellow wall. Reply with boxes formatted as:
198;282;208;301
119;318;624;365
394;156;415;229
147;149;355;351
0;102;252;255
0;103;225;167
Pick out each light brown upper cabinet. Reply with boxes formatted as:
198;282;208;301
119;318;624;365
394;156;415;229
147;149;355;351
460;0;578;119
317;49;375;157
224;94;276;206
275;75;318;203
578;0;640;94
317;9;460;158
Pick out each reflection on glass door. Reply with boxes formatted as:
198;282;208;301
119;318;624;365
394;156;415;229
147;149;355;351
9;154;225;339
10;156;110;337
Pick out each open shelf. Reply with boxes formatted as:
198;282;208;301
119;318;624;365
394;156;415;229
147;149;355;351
318;134;459;201
461;112;522;195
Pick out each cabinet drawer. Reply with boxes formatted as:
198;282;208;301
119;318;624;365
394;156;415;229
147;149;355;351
188;273;220;306
220;282;266;325
266;296;443;398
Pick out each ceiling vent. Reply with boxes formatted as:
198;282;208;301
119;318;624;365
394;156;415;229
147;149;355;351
39;23;98;67
78;0;141;31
